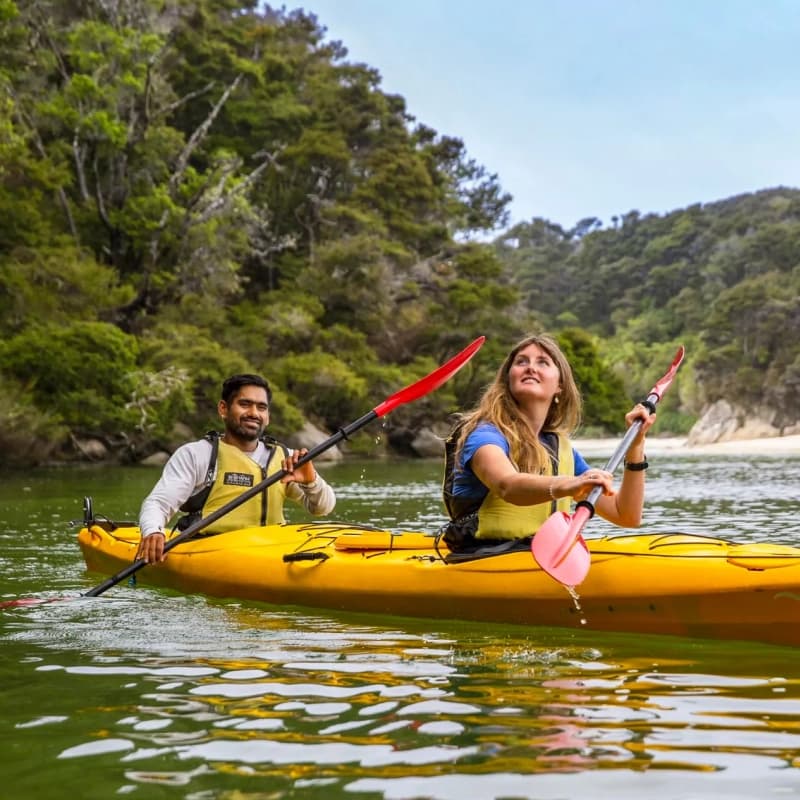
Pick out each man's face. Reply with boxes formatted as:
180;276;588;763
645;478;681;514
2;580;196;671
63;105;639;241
219;385;270;442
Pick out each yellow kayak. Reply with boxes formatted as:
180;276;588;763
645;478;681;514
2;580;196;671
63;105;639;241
78;521;800;647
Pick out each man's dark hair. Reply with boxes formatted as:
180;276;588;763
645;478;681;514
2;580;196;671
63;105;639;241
221;374;272;405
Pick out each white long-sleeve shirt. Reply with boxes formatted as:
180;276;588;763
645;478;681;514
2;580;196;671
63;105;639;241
139;438;336;536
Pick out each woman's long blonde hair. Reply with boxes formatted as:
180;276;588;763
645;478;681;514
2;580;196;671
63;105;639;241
456;334;582;474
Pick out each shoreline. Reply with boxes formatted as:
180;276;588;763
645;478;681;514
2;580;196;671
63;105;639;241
574;434;800;457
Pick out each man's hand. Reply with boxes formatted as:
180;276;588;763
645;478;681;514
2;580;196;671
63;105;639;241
281;448;317;484
137;531;167;563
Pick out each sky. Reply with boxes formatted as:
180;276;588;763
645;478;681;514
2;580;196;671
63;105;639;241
293;0;800;231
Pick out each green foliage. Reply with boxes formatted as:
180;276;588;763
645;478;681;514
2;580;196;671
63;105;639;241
417;244;530;367
0;321;139;433
262;385;306;442
496;189;800;425
0;244;134;334
270;349;368;430
0;1;796;463
298;233;396;339
0;376;68;465
602;336;698;431
125;365;193;443
354;355;463;456
695;269;800;421
137;321;252;431
650;407;695;435
227;291;325;360
557;328;629;433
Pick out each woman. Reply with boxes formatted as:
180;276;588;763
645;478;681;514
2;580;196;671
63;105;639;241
444;334;655;550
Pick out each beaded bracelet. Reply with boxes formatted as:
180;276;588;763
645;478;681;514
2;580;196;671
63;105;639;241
549;480;558;500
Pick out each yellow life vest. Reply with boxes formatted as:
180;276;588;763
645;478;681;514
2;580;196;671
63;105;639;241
201;440;287;533
475;432;574;540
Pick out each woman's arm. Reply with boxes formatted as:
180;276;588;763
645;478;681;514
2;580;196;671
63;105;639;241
595;404;656;527
471;444;612;507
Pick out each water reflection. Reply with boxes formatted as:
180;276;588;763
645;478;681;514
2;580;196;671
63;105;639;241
4;592;800;797
3;457;800;798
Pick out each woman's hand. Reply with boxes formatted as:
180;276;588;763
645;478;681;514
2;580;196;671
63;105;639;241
624;403;657;460
554;470;615;502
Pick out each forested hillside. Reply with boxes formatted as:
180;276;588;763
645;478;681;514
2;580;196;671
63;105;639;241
495;191;800;436
1;1;797;465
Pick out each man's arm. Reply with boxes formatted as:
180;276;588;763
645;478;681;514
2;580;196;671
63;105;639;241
285;473;336;516
139;441;210;536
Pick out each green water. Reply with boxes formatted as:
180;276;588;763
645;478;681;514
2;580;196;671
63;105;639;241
2;455;800;799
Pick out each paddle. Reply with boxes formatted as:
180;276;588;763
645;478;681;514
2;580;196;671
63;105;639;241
79;335;486;598
531;345;685;586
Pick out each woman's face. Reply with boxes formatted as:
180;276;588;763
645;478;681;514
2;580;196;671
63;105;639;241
507;343;562;405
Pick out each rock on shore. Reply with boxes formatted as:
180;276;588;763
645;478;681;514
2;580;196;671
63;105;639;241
687;399;800;445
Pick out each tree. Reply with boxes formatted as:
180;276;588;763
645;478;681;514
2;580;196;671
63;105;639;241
557;328;629;433
0;320;139;433
9;0;277;330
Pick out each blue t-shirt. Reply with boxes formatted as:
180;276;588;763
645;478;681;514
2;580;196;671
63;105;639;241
453;422;590;501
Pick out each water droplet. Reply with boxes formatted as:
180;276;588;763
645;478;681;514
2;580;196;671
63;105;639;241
566;585;587;625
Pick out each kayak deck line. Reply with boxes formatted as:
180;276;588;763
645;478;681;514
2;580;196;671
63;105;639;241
77;520;800;648
82;521;800;571
312;528;800;571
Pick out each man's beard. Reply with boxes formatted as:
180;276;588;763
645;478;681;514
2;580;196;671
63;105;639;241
228;419;264;441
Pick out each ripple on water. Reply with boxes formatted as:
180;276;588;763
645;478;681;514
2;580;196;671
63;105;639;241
4;459;800;799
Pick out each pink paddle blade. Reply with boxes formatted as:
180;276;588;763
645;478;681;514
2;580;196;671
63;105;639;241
531;510;591;586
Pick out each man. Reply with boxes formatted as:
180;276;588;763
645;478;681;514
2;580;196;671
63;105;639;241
137;373;336;563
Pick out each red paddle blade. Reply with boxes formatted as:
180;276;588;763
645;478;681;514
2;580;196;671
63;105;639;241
373;336;485;417
650;345;685;401
532;508;592;586
0;596;64;610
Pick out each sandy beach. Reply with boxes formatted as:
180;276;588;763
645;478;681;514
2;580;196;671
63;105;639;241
574;434;800;457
